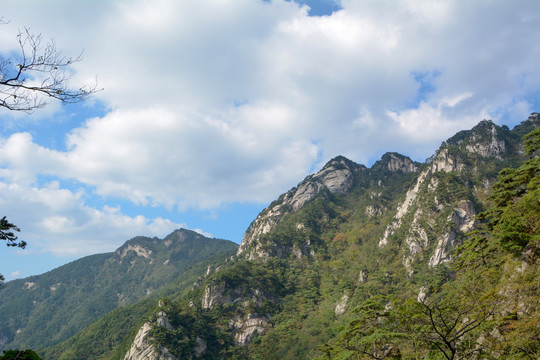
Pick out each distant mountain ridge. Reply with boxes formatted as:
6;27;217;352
0;229;237;351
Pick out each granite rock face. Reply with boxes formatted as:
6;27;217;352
334;294;349;316
428;200;477;267
201;283;244;310
201;281;272;345
232;315;270;345
124;311;176;360
238;156;363;259
377;152;418;173
464;120;507;159
379;119;519;274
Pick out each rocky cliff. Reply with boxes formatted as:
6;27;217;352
378;119;531;275
124;309;176;360
201;280;272;345
237;156;365;260
118;115;539;360
236;154;421;260
123;300;214;360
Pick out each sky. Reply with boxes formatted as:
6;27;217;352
1;0;540;281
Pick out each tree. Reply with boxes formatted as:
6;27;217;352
406;288;502;360
324;296;405;360
0;216;25;283
0;21;99;282
416;126;540;359
0;25;100;112
0;216;24;248
0;349;42;360
480;126;540;255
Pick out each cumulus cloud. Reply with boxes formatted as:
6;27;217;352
1;0;540;262
0;179;186;256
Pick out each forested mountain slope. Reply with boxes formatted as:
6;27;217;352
0;229;237;352
8;114;538;360
116;114;537;360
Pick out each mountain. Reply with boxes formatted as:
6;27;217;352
110;114;537;360
5;114;539;359
0;229;238;352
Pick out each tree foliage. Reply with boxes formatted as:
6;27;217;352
0;350;42;360
0;216;25;283
329;296;405;360
0;216;24;248
405;287;502;359
479;126;540;255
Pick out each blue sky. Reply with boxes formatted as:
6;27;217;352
1;0;540;280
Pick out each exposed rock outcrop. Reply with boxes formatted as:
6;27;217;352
379;120;507;272
334;294;349;316
358;269;368;283
124;311;176;360
465;122;506;159
429;148;464;173
238;156;363;259
417;286;427;302
429;200;476;267
118;244;153;260
24;282;36;290
201;280;274;345
373;152;418;173
232;314;270;345
201;283;244;309
379;169;430;247
365;205;382;217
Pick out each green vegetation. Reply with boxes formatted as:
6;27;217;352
148;299;236;359
0;217;24;249
0;217;25;284
141;119;538;360
39;247;238;360
321;124;540;359
0;350;42;360
0;229;237;353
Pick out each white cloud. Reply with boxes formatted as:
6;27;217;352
1;0;540;260
386;93;480;139
0;179;186;256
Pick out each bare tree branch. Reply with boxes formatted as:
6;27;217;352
0;27;101;112
416;293;505;360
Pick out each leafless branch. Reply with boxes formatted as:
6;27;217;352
0;27;101;112
417;294;505;360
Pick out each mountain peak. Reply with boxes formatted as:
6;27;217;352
513;112;540;137
372;152;418;173
164;228;208;242
237;155;364;259
523;112;540;124
442;119;510;160
473;118;495;129
321;155;359;170
312;156;364;195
